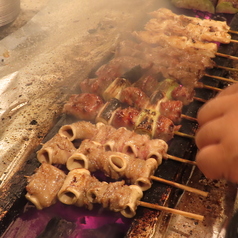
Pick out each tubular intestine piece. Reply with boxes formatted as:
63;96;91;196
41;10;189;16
122;157;158;191
37;134;76;164
87;180;143;218
93;122;117;144
120;185;143;218
57;169;96;210
25;163;66;210
101;126;150;157
59;121;97;141
67;139;158;191
67;140;116;177
67;140;129;180
144;139;168;164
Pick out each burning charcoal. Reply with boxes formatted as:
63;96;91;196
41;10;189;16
79;223;127;238
37;217;76;238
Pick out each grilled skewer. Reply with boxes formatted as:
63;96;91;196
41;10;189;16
25;163;205;221
63;94;179;142
145;8;231;44
37;130;201;196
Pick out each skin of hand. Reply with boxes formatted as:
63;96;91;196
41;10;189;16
195;83;238;183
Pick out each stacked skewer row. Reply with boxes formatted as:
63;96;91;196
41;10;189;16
25;8;238;222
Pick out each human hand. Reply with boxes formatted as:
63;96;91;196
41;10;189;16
195;83;238;183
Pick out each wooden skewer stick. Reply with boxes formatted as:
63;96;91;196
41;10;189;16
216;52;238;61
166;154;197;166
174;131;195;140
216;65;238;72
181;114;197;122
139;201;204;221
193;96;207;103
229;29;238;35
204;73;238;84
230;39;238;44
196;84;222;92
150;176;208;197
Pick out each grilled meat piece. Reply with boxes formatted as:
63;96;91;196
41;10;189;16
134;31;218;53
37;133;76;165
57;168;96;210
134;75;194;105
171;85;195;105
25;163;66;210
87;180;143;218
63;93;104;121
120;86;150;109
110;106;140;130
115;39;215;90
159;100;183;123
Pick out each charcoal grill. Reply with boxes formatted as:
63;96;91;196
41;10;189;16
0;0;238;237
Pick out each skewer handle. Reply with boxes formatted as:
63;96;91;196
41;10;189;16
229;30;238;34
139;201;204;221
204;74;237;84
216;65;238;72
181;114;197;122
230;39;238;44
216;52;238;61
202;84;222;92
193;97;207;103
150;176;208;197
166;154;197;166
174;131;195;140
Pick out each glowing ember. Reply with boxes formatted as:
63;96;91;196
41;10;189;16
2;202;132;238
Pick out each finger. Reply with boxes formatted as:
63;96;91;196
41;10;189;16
196;144;226;180
216;83;238;98
197;94;234;126
195;117;223;149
